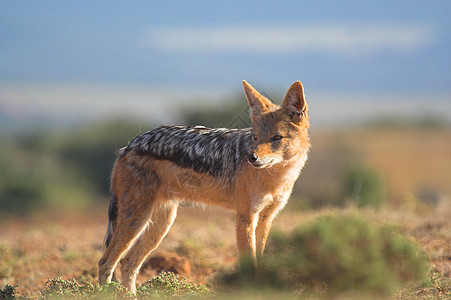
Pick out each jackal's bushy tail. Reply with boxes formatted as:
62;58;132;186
104;193;118;247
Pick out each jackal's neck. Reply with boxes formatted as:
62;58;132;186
253;151;309;194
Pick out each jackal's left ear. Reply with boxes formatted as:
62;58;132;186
281;81;307;122
243;80;275;120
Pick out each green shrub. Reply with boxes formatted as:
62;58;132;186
0;120;147;216
37;273;210;299
0;284;16;300
0;176;45;215
40;278;96;299
183;99;250;129
342;164;387;208
0;148;46;215
226;213;429;296
138;272;211;298
55;120;145;196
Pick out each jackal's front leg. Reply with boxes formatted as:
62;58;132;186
235;212;258;266
255;201;285;261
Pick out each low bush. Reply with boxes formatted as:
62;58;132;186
342;164;387;208
0;273;211;299
225;213;429;296
0;284;16;300
138;272;211;298
38;274;210;299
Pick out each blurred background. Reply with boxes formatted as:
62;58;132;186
1;0;450;215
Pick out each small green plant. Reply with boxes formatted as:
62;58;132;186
40;278;86;299
92;281;132;299
138;272;211;298
37;273;210;299
224;213;429;296
40;277;133;299
0;284;16;300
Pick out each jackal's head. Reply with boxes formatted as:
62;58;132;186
243;80;310;169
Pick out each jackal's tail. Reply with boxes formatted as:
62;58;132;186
104;193;118;247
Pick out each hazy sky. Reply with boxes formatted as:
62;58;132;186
1;1;450;127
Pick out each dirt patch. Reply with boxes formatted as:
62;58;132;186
141;251;191;276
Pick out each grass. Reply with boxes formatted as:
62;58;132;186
0;273;210;299
1;205;450;299
397;271;451;299
1;270;449;299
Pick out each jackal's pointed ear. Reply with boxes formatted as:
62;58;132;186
243;80;275;120
281;81;307;122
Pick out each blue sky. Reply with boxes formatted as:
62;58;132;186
1;1;450;126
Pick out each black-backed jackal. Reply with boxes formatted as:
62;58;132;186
98;81;310;293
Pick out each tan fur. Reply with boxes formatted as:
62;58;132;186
98;81;310;293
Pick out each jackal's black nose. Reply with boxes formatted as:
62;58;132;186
248;153;258;163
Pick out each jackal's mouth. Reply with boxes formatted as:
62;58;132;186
248;158;274;169
247;153;279;169
248;160;266;168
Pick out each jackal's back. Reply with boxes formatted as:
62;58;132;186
121;125;252;180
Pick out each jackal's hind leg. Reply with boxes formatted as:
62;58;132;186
98;199;155;286
120;202;179;294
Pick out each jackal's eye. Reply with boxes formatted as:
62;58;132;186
252;135;257;141
272;135;283;141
